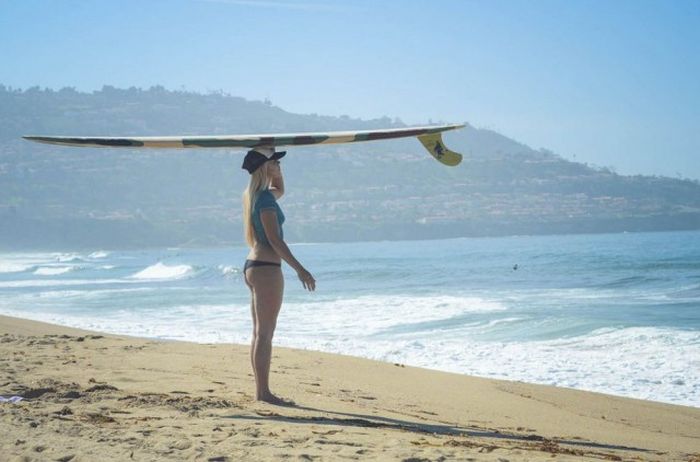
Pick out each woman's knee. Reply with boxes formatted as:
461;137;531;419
255;332;274;345
255;324;276;343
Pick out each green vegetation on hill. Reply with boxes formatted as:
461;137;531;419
1;85;698;250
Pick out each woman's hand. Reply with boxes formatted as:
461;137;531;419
297;267;316;291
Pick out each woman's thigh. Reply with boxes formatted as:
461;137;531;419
244;269;256;329
247;266;284;328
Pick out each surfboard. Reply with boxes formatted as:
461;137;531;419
23;123;465;166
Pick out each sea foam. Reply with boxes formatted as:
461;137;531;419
274;325;700;407
130;262;193;280
218;265;239;277
53;253;84;263
0;262;32;273
279;294;507;337
33;266;74;276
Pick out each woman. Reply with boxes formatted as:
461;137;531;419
241;147;315;405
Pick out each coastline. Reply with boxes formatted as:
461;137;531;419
1;314;699;461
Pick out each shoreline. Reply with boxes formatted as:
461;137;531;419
3;310;697;409
2;314;699;461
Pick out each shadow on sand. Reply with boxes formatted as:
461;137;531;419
222;403;650;455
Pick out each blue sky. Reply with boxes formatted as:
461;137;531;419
2;0;699;179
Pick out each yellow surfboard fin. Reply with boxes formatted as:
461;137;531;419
417;133;462;166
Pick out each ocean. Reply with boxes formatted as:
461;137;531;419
1;230;698;407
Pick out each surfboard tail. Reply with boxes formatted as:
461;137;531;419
417;133;462;166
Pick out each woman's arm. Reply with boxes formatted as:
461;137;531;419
260;210;315;291
269;169;284;199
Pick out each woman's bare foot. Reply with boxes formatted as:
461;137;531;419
257;392;296;406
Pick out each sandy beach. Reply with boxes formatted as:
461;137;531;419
1;314;698;461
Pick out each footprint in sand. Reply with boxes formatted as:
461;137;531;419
81;412;116;424
298;454;319;461
54;406;73;416
85;384;118;393
22;387;56;399
169;439;192;450
311;429;342;436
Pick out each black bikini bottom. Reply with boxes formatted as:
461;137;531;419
244;259;281;272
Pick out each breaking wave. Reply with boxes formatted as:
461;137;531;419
130;262;194;280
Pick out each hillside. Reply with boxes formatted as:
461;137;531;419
1;85;699;249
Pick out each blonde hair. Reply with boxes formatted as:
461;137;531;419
242;164;271;247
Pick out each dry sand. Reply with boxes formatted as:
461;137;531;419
1;314;698;461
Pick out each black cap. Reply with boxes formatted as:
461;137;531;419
241;147;286;174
